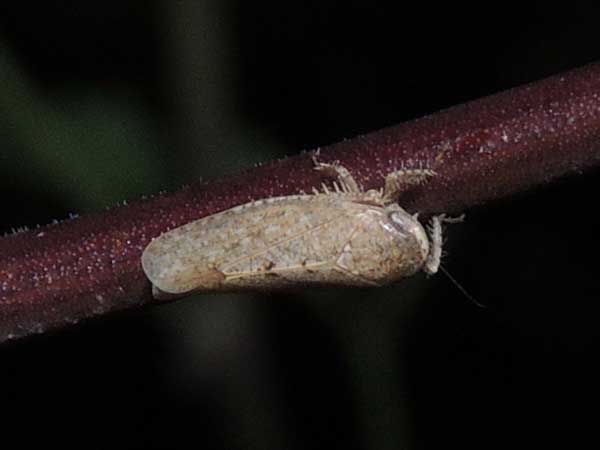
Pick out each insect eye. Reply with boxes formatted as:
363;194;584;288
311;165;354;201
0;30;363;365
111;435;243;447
386;211;414;238
389;211;411;230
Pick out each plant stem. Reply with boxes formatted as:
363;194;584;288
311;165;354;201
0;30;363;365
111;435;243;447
2;62;600;343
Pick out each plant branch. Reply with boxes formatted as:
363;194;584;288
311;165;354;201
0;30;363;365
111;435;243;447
2;63;600;343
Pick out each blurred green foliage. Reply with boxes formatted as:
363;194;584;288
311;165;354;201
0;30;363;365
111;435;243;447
0;44;166;210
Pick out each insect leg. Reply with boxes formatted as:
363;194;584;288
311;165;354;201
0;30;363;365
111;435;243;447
311;156;361;194
382;169;436;203
423;213;464;274
424;215;443;274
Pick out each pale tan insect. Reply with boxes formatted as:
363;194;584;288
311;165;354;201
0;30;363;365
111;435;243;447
141;160;447;299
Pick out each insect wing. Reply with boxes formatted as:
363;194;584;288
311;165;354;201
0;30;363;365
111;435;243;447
142;195;369;294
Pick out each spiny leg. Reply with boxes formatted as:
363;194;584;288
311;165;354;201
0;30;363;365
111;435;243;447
424;215;443;275
423;213;464;275
382;169;436;203
312;156;361;194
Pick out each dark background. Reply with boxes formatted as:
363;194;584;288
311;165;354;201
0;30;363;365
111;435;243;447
1;2;600;449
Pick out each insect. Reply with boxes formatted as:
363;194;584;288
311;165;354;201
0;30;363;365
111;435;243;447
141;159;450;299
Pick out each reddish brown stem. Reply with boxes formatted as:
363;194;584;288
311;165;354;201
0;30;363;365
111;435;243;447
2;63;600;343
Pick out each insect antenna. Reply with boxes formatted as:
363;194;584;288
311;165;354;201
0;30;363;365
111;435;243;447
439;264;486;308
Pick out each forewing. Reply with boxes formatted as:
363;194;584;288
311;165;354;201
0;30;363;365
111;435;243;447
141;195;368;294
